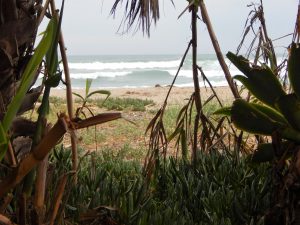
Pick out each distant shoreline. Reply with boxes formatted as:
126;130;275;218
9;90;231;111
51;86;236;106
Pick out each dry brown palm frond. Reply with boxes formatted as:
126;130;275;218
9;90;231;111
111;0;171;36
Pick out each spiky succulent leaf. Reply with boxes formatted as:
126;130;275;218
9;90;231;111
231;99;282;135
288;43;300;98
276;94;300;131
228;52;285;107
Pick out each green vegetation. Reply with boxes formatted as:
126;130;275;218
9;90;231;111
0;0;298;224
96;97;154;111
48;146;271;225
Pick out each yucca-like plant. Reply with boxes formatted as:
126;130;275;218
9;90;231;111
224;44;300;159
217;43;300;225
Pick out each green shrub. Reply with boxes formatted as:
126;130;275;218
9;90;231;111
97;97;154;111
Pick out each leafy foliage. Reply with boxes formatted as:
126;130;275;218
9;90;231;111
47;146;271;225
96;97;154;111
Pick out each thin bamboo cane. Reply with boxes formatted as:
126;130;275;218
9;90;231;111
199;0;240;99
49;0;78;183
49;174;68;225
191;6;201;163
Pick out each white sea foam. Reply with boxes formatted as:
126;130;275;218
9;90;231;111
70;71;131;79
166;69;240;78
69;60;181;71
175;80;230;88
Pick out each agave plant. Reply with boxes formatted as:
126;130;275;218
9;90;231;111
217;43;300;225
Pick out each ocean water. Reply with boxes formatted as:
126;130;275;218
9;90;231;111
55;54;241;89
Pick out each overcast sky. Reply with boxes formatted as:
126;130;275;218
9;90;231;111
59;0;298;55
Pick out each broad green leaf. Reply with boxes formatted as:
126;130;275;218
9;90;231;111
229;52;285;107
213;106;232;116
276;94;300;131
0;122;8;162
288;43;300;98
231;99;282;135
86;90;111;100
2;18;55;133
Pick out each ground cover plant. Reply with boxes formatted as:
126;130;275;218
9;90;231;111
47;146;271;225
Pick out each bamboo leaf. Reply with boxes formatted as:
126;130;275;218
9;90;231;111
86;90;111;100
0;19;55;162
85;79;93;97
2;19;55;132
72;92;85;101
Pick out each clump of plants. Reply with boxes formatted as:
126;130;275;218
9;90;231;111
48;145;271;225
97;97;154;111
216;43;300;224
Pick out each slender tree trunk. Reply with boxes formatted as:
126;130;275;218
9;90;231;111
191;6;201;164
50;0;78;183
199;0;240;99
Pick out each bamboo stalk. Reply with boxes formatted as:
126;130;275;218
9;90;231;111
33;154;49;223
49;0;78;182
49;174;68;225
199;0;240;99
7;141;17;167
191;6;201;164
37;0;51;26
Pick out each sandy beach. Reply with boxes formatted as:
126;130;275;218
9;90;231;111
51;86;236;106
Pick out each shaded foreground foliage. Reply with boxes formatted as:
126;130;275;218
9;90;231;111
43;146;271;225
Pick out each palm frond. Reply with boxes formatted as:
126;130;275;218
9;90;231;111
110;0;161;36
